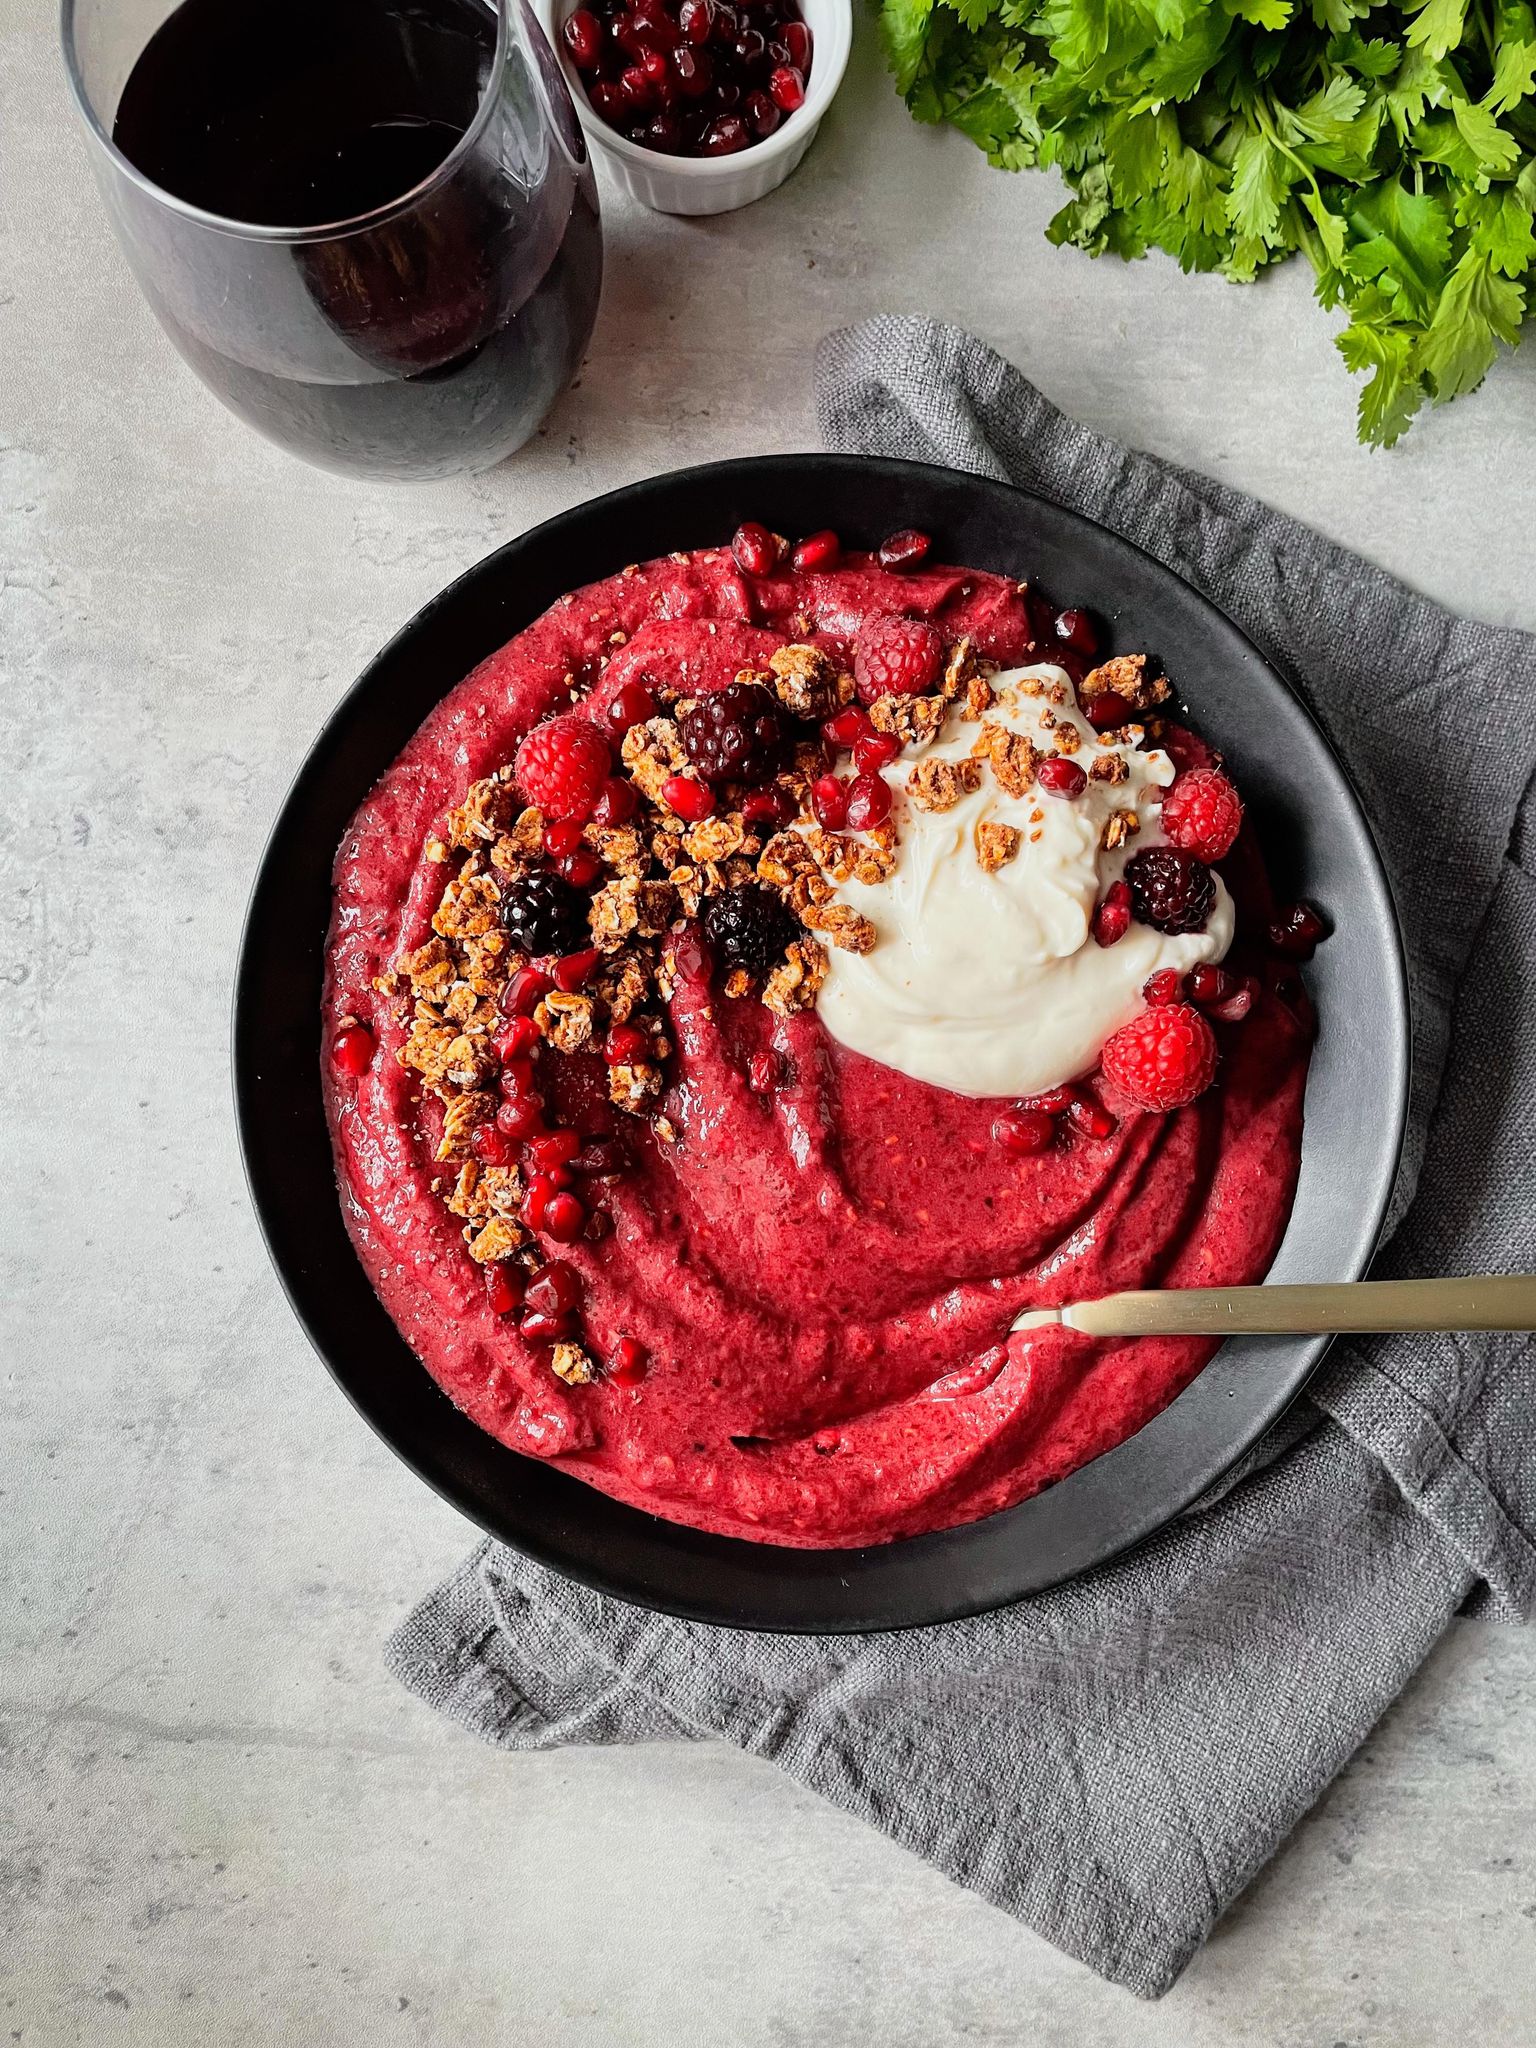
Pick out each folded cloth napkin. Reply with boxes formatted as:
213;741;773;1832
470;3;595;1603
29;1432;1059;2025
387;318;1536;1997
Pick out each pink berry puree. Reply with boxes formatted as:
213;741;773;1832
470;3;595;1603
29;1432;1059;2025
323;542;1314;1547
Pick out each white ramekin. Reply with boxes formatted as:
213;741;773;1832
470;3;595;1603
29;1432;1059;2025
534;0;851;216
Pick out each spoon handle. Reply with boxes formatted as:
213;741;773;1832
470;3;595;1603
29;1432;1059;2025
1022;1275;1536;1337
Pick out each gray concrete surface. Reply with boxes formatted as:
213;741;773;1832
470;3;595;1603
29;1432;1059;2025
5;1;1536;2039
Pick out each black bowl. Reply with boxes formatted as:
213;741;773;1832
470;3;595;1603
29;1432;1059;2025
234;454;1408;1632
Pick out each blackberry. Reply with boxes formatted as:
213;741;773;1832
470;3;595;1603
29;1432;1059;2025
701;884;799;979
499;870;590;958
1123;846;1216;936
680;681;791;785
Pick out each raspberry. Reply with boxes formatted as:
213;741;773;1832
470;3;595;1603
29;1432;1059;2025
1161;768;1243;863
701;883;798;978
499;871;590;957
853;615;942;703
514;716;611;822
1123;846;1216;936
680;681;791;784
1101;1001;1218;1112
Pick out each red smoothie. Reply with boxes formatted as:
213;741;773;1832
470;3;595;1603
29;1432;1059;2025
323;541;1313;1547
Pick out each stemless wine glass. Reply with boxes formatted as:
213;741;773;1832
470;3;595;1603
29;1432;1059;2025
62;0;602;481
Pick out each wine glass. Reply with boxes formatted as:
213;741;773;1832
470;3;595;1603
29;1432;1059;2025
61;0;603;481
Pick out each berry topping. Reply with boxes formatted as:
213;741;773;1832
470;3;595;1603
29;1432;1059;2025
499;870;591;957
661;773;716;821
591;777;639;827
502;964;553;1017
1101;1001;1218;1112
823;705;873;748
702;882;799;978
1161;768;1243;863
514;716;611;821
790;529;842;572
1208;979;1255;1023
556;848;603;888
1036;756;1087;799
731;522;780;576
680;679;792;784
1053;608;1099;656
603;1022;651;1066
542;1191;587;1244
484;1264;525;1316
1091;880;1132;948
497;1015;542;1060
526;1260;582;1318
853;730;901;773
605;680;658;735
993;1106;1055;1156
1123;846;1216;936
1142;968;1184;1006
496;1094;545;1139
564;7;603;67
747;1049;783;1092
1269;900;1329;959
811;774;849;829
1065;1093;1118;1140
768;62;805;109
553;947;601;991
853;614;943;702
844;772;893;831
1186;962;1230;1006
740;786;792;826
610;1335;649;1383
1083;691;1131;730
332;1024;375;1076
877;528;932;572
471;1120;517;1167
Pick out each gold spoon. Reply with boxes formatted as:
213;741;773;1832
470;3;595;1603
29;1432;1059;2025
1011;1274;1536;1337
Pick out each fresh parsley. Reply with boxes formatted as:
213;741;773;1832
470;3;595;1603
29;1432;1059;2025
879;0;1536;444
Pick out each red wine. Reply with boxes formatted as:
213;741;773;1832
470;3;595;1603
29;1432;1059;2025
110;0;602;479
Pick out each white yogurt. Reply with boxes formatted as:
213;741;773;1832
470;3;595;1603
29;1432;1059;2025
813;664;1233;1099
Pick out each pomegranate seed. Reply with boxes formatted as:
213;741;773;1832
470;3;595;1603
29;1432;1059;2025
1209;982;1255;1023
741;786;791;826
783;18;812;68
543;1191;587;1243
1269;900;1329;959
588;79;626;123
711;1;739;38
662;774;715;821
878;528;931;572
731;522;779;576
618;62;653;107
853;731;901;774
610;1335;649;1383
519;1307;573;1345
556;848;602;888
1054;608;1099;656
611;11;647;58
1066;1094;1117;1140
591;777;639;827
1142;969;1184;1006
521;1173;555;1232
604;1023;651;1066
640;46;675;99
543;818;584;858
1019;1084;1075;1114
499;1057;540;1099
745;89;780;135
811;775;849;829
702;114;751;153
1091;881;1132;948
823;706;873;749
792;529;842;572
526;1260;582;1317
1084;691;1131;730
679;0;715;42
748;1049;783;1092
553;948;600;992
332;1025;375;1076
526;1128;581;1174
670;925;710;979
563;7;603;67
502;965;553;1017
844;772;892;831
498;1015;543;1059
768;63;806;110
633;4;680;51
993;1106;1055;1156
1037;756;1087;798
484;1264;524;1316
606;680;657;733
472;1121;517;1167
496;1095;545;1138
672;43;713;94
1187;963;1231;1006
733;26;766;64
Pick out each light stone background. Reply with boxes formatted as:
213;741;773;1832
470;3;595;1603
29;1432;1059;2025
5;0;1536;2039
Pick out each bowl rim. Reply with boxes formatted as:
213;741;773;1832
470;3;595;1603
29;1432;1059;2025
234;452;1410;1634
532;0;852;179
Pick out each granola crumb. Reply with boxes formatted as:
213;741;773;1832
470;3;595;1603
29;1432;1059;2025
976;821;1023;872
551;1341;596;1386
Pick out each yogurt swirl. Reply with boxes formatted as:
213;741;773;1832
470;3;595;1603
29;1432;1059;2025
812;664;1234;1098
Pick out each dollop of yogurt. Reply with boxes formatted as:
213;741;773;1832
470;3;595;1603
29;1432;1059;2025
812;663;1234;1099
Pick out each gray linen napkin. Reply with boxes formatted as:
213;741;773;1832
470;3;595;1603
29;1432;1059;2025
387;318;1536;1997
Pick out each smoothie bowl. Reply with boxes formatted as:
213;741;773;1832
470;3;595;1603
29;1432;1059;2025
236;456;1407;1629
